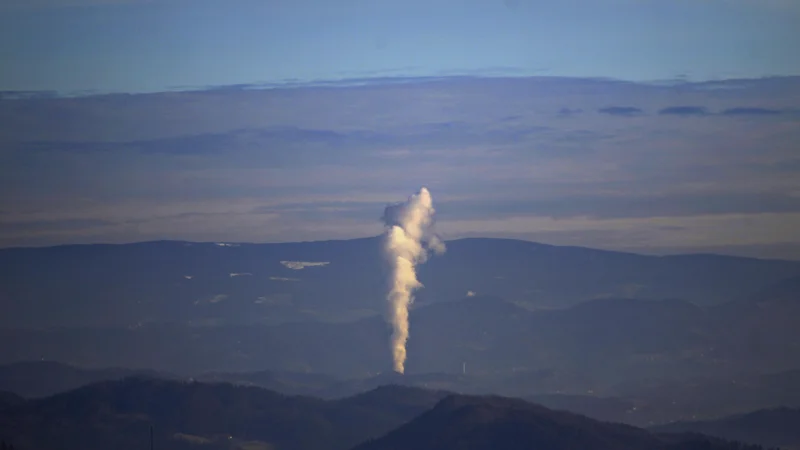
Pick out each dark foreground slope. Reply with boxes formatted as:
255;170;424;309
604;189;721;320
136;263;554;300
653;407;800;449
0;391;23;409
0;379;773;450
352;394;771;450
0;378;447;450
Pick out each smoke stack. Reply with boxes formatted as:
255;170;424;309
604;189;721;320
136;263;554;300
150;425;154;450
463;362;466;375
382;187;445;374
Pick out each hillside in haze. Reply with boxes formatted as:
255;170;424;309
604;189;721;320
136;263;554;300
0;391;23;409
2;238;799;329
351;394;768;450
0;361;171;398
1;277;798;397
6;360;799;429
196;369;340;397
612;370;800;426
653;408;800;450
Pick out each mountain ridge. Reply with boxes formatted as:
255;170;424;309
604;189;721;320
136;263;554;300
3;237;799;329
0;377;448;450
0;378;776;450
352;393;767;450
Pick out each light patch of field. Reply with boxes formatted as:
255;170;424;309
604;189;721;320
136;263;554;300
194;294;229;305
293;308;379;323
322;308;380;323
280;261;330;270
269;276;300;282
236;441;275;450
172;433;212;445
255;293;293;305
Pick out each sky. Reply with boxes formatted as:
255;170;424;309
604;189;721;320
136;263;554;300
1;0;800;93
1;0;799;259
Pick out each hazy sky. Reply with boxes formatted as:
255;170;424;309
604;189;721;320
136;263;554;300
1;0;799;259
1;0;800;93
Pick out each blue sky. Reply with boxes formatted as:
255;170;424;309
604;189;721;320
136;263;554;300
1;0;799;93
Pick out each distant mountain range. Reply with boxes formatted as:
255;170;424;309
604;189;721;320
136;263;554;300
1;283;797;386
197;369;340;397
0;378;773;450
0;378;447;450
2;237;799;329
2;361;798;429
1;237;798;439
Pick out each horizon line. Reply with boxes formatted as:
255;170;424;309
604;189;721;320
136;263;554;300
0;235;791;262
3;73;800;100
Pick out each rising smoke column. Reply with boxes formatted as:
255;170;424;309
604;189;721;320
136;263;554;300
382;187;445;374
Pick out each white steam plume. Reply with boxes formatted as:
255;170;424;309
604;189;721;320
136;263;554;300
382;187;445;374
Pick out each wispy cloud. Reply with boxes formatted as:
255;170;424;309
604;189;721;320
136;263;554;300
721;107;783;116
658;106;710;116
597;106;644;117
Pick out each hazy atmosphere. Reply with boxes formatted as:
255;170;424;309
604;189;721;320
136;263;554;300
3;76;800;258
1;1;799;450
2;0;800;259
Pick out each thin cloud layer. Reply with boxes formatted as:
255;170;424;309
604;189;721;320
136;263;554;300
597;106;644;117
1;76;799;258
659;106;710;116
721;107;783;116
